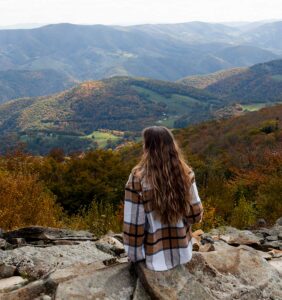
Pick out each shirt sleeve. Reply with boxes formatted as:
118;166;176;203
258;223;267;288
185;172;204;225
123;172;146;262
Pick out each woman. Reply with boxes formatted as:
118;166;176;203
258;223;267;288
123;126;203;271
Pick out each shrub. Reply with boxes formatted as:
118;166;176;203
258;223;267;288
0;170;63;230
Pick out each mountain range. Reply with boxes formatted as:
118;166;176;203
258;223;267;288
0;21;281;87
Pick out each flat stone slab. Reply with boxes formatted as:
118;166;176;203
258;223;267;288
55;263;135;300
0;241;114;279
0;276;28;293
3;226;97;242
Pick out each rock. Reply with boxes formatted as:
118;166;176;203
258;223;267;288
52;240;80;246
186;245;282;299
200;234;215;245
261;240;282;251
132;278;151;300
48;262;107;285
276;217;282;226
135;242;282;300
252;227;272;238
268;258;282;275
266;235;278;241
102;257;118;266
268;249;282;259
199;243;215;252
211;226;262;247
55;263;135;300
95;236;125;256
0;278;56;300
3;226;97;243
0;238;7;250
192;229;204;237
137;261;216;299
0;229;4;239
0;276;28;293
0;264;16;278
192;237;200;251
256;218;266;227
8;238;26;246
112;233;123;243
0;241;114;279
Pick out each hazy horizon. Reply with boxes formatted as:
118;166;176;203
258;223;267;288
0;0;281;27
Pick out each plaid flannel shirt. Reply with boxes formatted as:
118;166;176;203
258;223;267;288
123;170;203;271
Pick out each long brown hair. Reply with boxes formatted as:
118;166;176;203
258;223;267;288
133;126;193;224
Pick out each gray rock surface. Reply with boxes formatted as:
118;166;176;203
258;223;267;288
55;263;135;300
0;222;282;299
0;241;113;279
210;226;262;246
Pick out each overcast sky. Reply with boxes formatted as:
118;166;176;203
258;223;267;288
0;0;281;26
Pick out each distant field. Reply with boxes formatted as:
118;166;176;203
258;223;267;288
83;131;121;148
132;85;200;112
272;75;282;81
242;103;269;111
242;102;282;112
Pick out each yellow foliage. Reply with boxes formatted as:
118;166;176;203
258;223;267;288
230;195;257;229
0;170;64;230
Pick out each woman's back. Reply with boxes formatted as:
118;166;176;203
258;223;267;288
123;126;204;271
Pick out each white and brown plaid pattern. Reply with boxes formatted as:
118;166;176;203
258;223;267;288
123;170;203;271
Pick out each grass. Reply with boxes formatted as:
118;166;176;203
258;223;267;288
242;103;271;112
131;85;200;127
242;102;282;112
83;130;121;148
272;75;282;81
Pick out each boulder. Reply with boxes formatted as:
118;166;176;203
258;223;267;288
0;264;16;279
0;276;28;293
210;226;262;247
266;235;278;241
136;244;282;300
276;217;282;226
256;218;266;227
95;236;125;256
0;238;7;250
0;241;114;279
137;261;216;300
199;243;215;252
0;279;56;300
55;263;135;300
261;240;282;251
190;245;282;299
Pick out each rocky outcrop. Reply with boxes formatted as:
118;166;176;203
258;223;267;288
0;220;281;299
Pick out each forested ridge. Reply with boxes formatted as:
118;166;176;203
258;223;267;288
180;59;282;104
0;77;221;154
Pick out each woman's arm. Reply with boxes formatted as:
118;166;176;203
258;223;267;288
123;172;146;262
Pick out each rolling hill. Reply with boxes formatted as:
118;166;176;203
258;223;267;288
179;59;282;104
0;76;222;154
